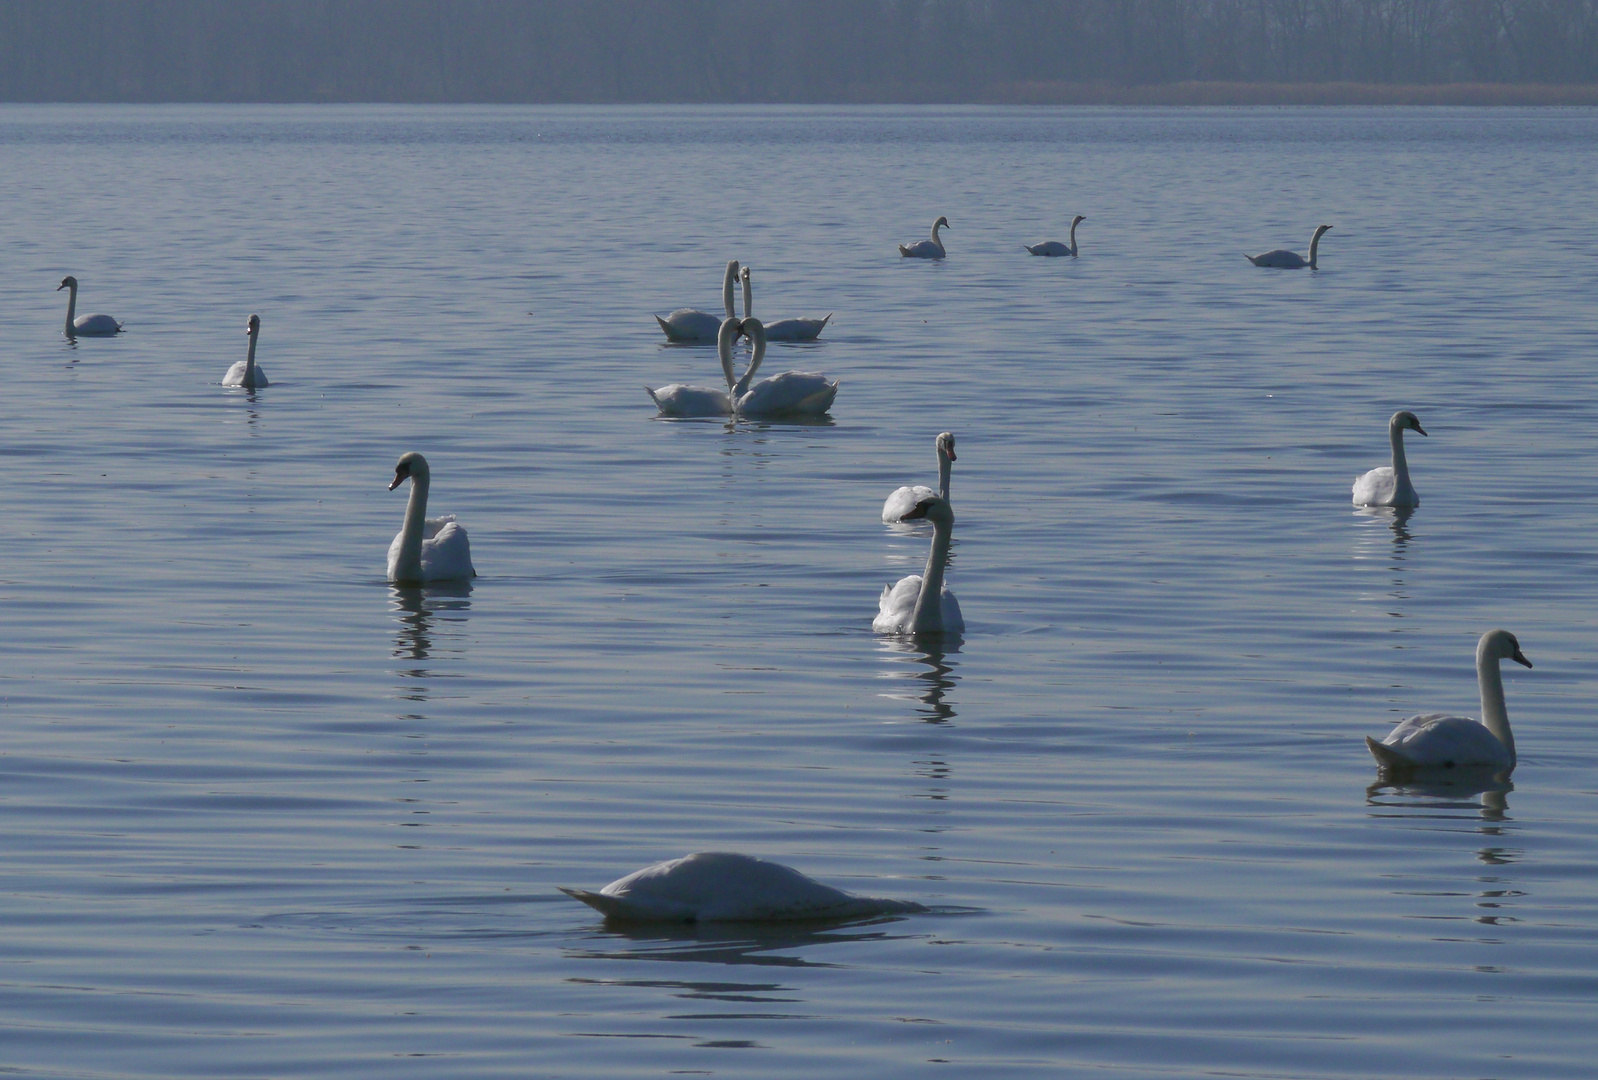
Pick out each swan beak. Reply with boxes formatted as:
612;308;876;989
55;282;67;291
1414;424;1428;436
388;473;404;491
947;449;957;462
1512;649;1533;668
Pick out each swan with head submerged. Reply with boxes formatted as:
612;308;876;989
1247;224;1331;269
646;317;742;417
1352;411;1426;508
1024;215;1086;257
387;452;476;584
222;314;269;389
729;318;838;418
655;260;740;342
56;276;122;337
883;432;956;523
899;216;948;259
560;851;926;922
874;495;964;635
1367;630;1533;774
739;265;830;341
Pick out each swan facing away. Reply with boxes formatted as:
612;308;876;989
1246;224;1332;269
874;495;964;634
560;851;926;922
883;432;956;523
57;276;122;337
899;216;949;259
1024;215;1086;257
1367;630;1533;774
387;452;476;584
730;318;839;418
222;314;269;389
740;266;830;342
655;260;740;342
1352;411;1426;508
646;317;741;417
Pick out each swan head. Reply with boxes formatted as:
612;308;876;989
1480;628;1532;669
1391;410;1427;437
246;314;260;336
901;494;954;526
1314;224;1333;238
388;451;430;491
1072;215;1086;226
934;216;950;229
936;431;956;463
740;266;751;283
57;275;78;291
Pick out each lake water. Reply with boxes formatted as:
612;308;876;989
2;104;1597;1078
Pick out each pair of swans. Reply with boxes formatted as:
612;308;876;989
876;433;963;634
387;452;476;583
656;261;830;343
647;316;838;418
57;275;122;337
899;216;948;259
1368;630;1533;774
222;315;269;389
1353;411;1425;508
1247;224;1332;269
1024;215;1086;257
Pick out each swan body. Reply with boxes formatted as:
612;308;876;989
874;495;964;634
899;216;948;259
1024;214;1085;257
1352;411;1426;507
730;318;838;418
222;314;269;388
560;851;925;923
387;452;476;583
57;275;122;336
655;260;739;342
1247;224;1332;269
647;317;744;416
883;432;955;523
739;266;830;341
1367;630;1532;773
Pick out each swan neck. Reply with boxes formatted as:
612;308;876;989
1477;651;1516;764
245;330;258;379
718;322;738;390
1309;229;1322;268
64;282;78;332
910;513;953;633
931;220;944;247
1389;423;1412;486
722;262;738;320
395;473;430;580
741;273;752;320
1068;218;1079;253
936;452;952;501
733;327;764;401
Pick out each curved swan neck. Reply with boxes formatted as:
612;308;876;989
722;261;739;320
931;219;944;245
1309;227;1326;269
1389;420;1412;487
394;471;430;580
733;321;765;400
910;510;954;633
1477;648;1516;764
718;318;739;390
1068;217;1079;253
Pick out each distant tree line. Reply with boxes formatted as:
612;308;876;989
3;1;1596;102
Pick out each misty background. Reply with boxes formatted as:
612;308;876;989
3;0;1597;103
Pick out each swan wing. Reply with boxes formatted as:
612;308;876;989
221;360;249;386
899;240;942;259
648;383;731;417
1247;249;1307;269
1026;241;1071;257
762;316;830;342
656;309;722;342
1372;714;1511;769
883;485;937;523
72;313;123;335
874;575;922;633
419;519;476;581
737;372;838;417
938;588;965;634
1352;466;1416;507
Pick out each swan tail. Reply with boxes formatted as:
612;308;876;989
1366;736;1416;773
819;313;832;329
559;887;651;921
1244;255;1260;266
645;385;661;407
897;245;911;257
654;315;672;336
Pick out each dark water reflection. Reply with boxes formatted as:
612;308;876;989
877;636;962;723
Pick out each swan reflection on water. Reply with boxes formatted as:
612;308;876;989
877;636;962;723
389;582;472;688
565;914;921;971
1353;505;1415;619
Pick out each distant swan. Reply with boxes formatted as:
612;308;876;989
1352;411;1426;508
560;851;925;922
646;317;742;417
1246;224;1331;269
1367;629;1532;774
739;265;830;341
656;260;740;342
874;494;964;634
883;432;956;523
730;318;839;418
899;216;948;259
222;314;269;389
1024;215;1085;257
387;452;476;583
57;275;122;337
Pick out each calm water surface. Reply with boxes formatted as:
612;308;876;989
2;105;1597;1078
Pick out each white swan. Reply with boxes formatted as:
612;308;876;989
1024;215;1085;257
874;495;964;634
57;275;122;337
1367;630;1532;773
646;317;742;417
1247;224;1332;269
729;318;839;418
560;851;925;922
655;260;740;342
387;452;476;583
222;314;269;389
1352;411;1426;508
899;216;948;259
883;432;955;523
739;265;831;341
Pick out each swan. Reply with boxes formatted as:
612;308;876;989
882;432;955;523
560;851;925;922
222;314;269;389
874;495;964;634
899;216;948;259
645;317;741;417
1024;215;1085;257
387;452;476;583
739;266;831;342
56;275;122;337
655;260;739;342
1367;630;1533;774
1246;224;1332;269
1352;411;1426;508
729;318;839;418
